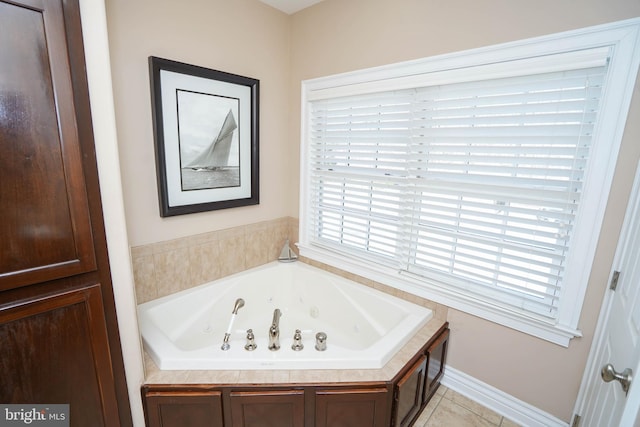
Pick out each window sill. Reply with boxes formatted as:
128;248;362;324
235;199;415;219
299;243;581;347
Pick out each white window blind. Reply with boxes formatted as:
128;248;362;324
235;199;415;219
310;90;413;263
309;59;608;320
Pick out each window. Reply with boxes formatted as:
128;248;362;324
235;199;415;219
299;19;640;346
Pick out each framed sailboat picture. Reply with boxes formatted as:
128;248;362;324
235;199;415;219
149;57;259;216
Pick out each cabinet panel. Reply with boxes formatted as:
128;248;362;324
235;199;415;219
0;0;96;291
395;355;427;427
145;391;223;427
424;328;449;403
230;389;304;427
315;387;389;427
0;0;131;424
0;284;118;427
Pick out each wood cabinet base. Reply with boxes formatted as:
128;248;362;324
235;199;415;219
142;324;449;427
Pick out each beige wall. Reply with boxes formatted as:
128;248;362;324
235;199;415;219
289;0;640;421
107;0;640;422
106;0;293;247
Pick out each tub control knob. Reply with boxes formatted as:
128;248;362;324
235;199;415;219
315;332;327;351
245;329;257;351
292;329;304;351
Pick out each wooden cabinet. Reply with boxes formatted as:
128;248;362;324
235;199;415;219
394;356;427;427
0;0;96;291
392;326;450;427
142;387;306;427
0;0;131;425
424;328;449;403
141;325;450;427
0;284;119;427
145;390;223;427
229;390;304;427
315;387;390;427
143;386;388;427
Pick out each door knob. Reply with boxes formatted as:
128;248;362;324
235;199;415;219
601;363;633;394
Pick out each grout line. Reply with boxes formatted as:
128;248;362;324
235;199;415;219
421;389;505;427
442;388;504;425
420;395;438;427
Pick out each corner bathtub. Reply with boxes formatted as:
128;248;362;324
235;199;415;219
138;261;433;370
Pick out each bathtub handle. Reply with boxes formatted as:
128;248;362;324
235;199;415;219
244;329;257;351
315;332;327;351
291;329;304;351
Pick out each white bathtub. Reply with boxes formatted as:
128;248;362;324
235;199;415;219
138;261;433;370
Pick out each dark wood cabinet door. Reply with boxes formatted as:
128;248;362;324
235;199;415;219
315;387;390;427
0;0;96;291
145;390;224;427
230;389;305;427
0;0;131;425
424;328;449;403
394;355;427;427
0;284;118;426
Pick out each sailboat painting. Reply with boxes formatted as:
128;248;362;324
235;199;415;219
150;56;259;217
177;90;240;191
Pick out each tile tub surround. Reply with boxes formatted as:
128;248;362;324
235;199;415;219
131;217;297;303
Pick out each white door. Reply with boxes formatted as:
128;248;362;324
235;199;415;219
575;162;640;426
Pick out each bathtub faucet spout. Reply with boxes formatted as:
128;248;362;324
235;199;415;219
268;309;282;351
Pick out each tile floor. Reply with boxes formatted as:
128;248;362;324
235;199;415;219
414;386;521;427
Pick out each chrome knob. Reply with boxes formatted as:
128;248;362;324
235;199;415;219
315;332;327;351
292;329;304;351
244;329;257;351
601;363;633;394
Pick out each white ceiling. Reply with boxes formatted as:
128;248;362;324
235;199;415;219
259;0;325;15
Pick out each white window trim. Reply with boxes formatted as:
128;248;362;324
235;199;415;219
299;18;640;347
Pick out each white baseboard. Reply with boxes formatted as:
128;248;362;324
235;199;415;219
441;366;569;427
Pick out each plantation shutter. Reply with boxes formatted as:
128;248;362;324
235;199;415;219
307;48;610;320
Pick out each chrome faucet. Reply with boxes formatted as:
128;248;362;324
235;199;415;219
268;308;282;351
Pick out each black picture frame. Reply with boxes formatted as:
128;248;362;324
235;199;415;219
149;56;259;217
